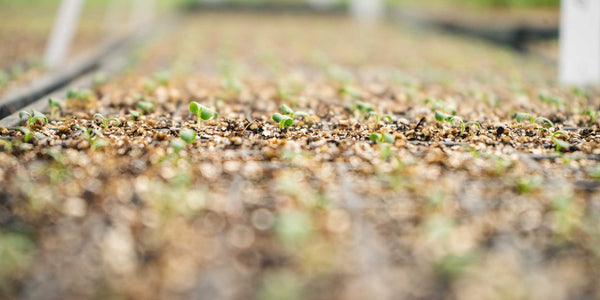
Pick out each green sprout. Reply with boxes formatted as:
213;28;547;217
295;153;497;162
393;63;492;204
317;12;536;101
18;110;48;127
144;79;157;93
92;72;107;88
551;131;571;152
584;109;599;125
189;101;218;128
67;88;93;102
272;104;310;129
137;100;155;113
93;113;120;129
539;93;566;108
179;128;197;144
514;112;553;129
369;132;395;144
48;98;60;119
17;126;44;143
367;112;393;128
434;111;481;135
425;98;457;115
170;138;186;154
153;71;171;86
74;125;107;150
339;85;361;99
129;110;142;121
354;101;374;120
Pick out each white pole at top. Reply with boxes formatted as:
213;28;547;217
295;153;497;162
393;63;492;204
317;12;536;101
350;0;383;24
43;0;84;68
559;0;600;85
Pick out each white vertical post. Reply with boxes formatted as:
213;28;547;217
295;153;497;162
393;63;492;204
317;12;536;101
350;0;383;24
43;0;84;68
130;0;156;32
559;0;600;85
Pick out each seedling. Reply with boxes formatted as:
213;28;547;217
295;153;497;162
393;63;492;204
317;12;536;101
170;138;186;154
339;85;361;99
425;98;457;115
179;128;197;144
551;131;571;152
48;98;60;119
144;79;157;93
93;113;120;129
17;127;43;143
354;102;373;120
73;125;107;150
137;100;155;113
67;88;93;102
584;109;598;125
369;132;395;144
19;110;48;127
153;71;171;86
539;93;565;108
434;111;481;135
92;72;107;87
272;104;309;129
367;112;393;128
514;112;553;128
129;110;142;121
189;102;218;128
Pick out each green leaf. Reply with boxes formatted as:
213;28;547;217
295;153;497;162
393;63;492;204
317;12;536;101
18;111;30;120
515;112;532;123
137;101;155;112
356;102;373;112
66;88;78;99
280;104;294;115
435;111;452;122
383;115;393;123
273;113;285;123
180;128;197;144
200;106;216;120
189;101;200;114
382;133;395;143
108;118;120;127
280;117;294;128
552;131;570;152
533;117;553;128
48;98;60;108
294;111;310;118
369;132;382;142
129;110;141;120
170;138;186;153
93;113;104;122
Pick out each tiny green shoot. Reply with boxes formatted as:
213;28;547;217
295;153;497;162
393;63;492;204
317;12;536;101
170;138;186;154
48;98;60;119
189;101;218;128
18;110;48;127
369;132;395;144
272;104;310;129
551;131;571;152
434;111;481;135
367;112;393;128
539;93;565;108
514;112;553;129
180;128;197;144
93;113;120;129
137;100;155;113
129;110;142;121
17;127;43;143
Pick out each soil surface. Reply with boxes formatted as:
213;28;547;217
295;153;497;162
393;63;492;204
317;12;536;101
0;11;598;300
